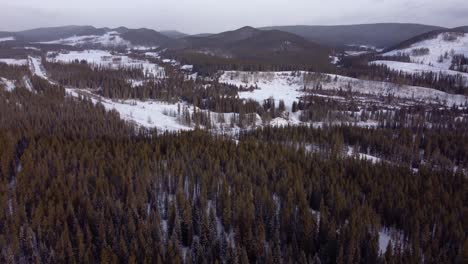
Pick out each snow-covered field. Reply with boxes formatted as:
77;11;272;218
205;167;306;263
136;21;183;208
0;77;15;92
347;146;381;163
220;71;303;109
29;56;48;79
0;37;15;42
378;32;468;74
47;50;165;78
220;71;468;107
0;58;28;66
66;88;192;131
65;88;262;132
378;228;405;254
39;31;131;47
370;60;468;79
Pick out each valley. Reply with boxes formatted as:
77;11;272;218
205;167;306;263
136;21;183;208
0;22;467;263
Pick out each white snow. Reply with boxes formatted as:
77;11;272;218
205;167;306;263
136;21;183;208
383;32;468;70
22;76;33;91
48;50;165;78
180;65;193;71
0;77;15;92
219;71;303;109
38;31;131;47
29;57;48;79
144;52;160;58
347;146;381;163
20;46;41;51
0;58;28;66
330;56;340;64
0;37;15;42
131;46;159;51
321;74;468;106
370;60;468;84
345;51;370;56
378;228;405;255
219;71;468;107
66;88;192;131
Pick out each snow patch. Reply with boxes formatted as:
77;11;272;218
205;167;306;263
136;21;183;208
0;58;28;66
0;77;15;92
48;50;165;78
66;88;192;131
384;32;468;70
38;31;131;47
0;37;15;42
28;57;48;79
219;71;468;107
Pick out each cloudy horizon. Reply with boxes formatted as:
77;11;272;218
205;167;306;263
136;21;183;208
1;0;467;34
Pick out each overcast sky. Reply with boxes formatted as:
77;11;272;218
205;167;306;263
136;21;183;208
1;0;467;33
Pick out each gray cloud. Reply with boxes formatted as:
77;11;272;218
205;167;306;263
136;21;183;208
0;0;467;33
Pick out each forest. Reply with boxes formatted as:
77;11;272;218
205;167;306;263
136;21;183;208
0;66;467;264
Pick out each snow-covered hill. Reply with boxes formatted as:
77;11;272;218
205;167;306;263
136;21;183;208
374;32;468;77
0;37;15;42
220;71;468;107
47;50;165;78
38;31;131;47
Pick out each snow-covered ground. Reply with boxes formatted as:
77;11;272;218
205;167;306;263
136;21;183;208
180;65;193;71
345;50;370;56
29;57;48;79
347;146;381;163
18;46;41;51
220;71;303;109
383;32;468;69
66;88;192;131
0;58;28;66
220;71;468;107
39;31;131;47
0;77;15;92
131;46;159;51
370;60;468;80
0;37;15;42
144;52;160;58
47;50;165;78
378;228;405;254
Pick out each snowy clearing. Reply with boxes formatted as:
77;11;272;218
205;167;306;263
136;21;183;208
219;71;303;109
379;228;405;254
38;31;131;47
371;60;468;78
28;57;48;79
0;58;28;66
66;88;192;131
0;77;15;92
0;37;15;42
47;50;165;78
219;71;468;107
383;32;468;70
347;146;381;163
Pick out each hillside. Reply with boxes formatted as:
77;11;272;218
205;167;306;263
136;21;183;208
373;30;468;80
160;30;189;39
1;26;178;48
260;23;445;48
172;26;332;70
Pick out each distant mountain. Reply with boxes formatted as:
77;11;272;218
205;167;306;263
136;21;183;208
174;26;331;67
259;23;445;48
452;26;468;33
190;33;214;38
14;25;108;42
119;28;177;47
384;27;468;52
160;30;188;39
183;26;260;48
1;26;178;48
